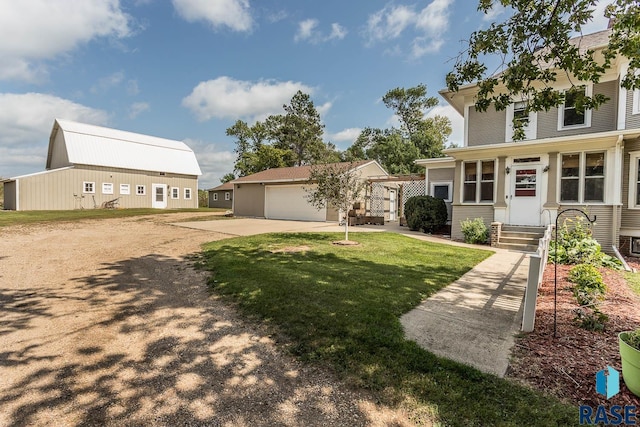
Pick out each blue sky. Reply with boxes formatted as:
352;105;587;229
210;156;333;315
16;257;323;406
0;0;611;189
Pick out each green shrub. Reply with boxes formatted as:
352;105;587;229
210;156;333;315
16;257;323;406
573;308;609;332
404;195;448;234
460;217;489;244
548;216;622;269
568;263;606;306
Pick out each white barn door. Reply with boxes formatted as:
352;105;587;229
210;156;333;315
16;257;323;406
152;184;167;209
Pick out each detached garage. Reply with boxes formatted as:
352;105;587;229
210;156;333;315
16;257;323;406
232;160;389;222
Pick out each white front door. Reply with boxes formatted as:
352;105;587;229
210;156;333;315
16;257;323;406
389;190;397;221
509;165;542;225
152;184;167;209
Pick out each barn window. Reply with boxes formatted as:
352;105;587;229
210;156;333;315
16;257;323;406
136;185;146;195
184;188;192;200
213;193;218;201
171;187;179;199
120;184;130;195
102;183;114;195
83;182;95;194
225;192;230;201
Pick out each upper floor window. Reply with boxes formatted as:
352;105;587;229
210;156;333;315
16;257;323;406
560;152;605;203
559;86;592;130
633;88;640;115
463;160;495;203
506;101;537;141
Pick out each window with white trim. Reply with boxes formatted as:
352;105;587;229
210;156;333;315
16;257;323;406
633;89;640;115
224;192;230;201
120;184;130;195
629;152;640;209
463;160;495;203
83;181;95;194
506;101;537;141
558;86;592;130
171;187;179;199
560;152;605;203
102;183;114;195
136;185;146;195
213;193;218;201
431;182;452;203
184;188;192;200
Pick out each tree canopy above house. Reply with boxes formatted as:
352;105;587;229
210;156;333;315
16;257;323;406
447;0;640;140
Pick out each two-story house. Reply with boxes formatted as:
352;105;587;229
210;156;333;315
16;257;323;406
417;28;640;256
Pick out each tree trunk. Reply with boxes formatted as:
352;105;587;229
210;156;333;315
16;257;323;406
344;216;349;241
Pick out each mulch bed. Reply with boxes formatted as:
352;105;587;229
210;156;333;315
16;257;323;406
508;258;640;408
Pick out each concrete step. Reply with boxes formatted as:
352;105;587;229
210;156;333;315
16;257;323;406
499;236;540;245
502;225;546;234
500;230;544;240
495;242;539;253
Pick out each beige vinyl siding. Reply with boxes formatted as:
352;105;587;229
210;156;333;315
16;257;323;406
3;181;17;210
621;138;640;230
537;81;618;139
15;166;198;210
558;204;618;252
357;161;388;178
626;87;640;129
427;168;455;221
233;183;265;217
468;106;507;146
451;205;494;241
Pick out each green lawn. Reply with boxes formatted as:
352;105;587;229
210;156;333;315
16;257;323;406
0;208;223;228
626;271;640;296
201;232;576;426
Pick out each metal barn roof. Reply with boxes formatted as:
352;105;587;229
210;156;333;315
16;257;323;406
47;119;202;176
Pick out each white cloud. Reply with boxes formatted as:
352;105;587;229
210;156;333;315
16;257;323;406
0;0;132;82
364;0;453;57
172;0;253;32
267;10;288;24
295;19;318;42
128;102;150;119
91;71;125;94
426;105;464;147
481;3;506;21
127;79;140;95
0;93;108;177
581;1;612;34
182;76;315;122
183;138;235;189
327;128;362;144
316;101;332;117
295;19;348;44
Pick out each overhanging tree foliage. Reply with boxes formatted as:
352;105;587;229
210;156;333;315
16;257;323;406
447;0;640;140
305;162;365;242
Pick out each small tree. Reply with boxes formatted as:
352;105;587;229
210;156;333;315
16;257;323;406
305;163;365;242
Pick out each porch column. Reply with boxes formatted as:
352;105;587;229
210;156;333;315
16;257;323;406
543;151;560;225
452;160;462;205
494;156;508;223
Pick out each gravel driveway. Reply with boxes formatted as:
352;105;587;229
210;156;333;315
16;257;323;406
0;214;411;426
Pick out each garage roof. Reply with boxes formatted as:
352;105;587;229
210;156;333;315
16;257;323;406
47;119;202;176
208;181;234;191
233;160;383;184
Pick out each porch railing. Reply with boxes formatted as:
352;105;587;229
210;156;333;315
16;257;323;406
521;224;553;332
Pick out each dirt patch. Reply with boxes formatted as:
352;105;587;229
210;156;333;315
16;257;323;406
270;245;312;254
0;213;413;426
508;262;640;408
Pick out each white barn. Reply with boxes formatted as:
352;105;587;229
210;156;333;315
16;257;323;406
2;119;202;210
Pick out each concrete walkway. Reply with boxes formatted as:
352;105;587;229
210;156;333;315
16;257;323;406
400;249;529;377
173;217;530;378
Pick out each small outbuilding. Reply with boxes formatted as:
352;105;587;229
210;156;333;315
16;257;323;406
232;160;394;222
208;181;234;209
2;119;202;210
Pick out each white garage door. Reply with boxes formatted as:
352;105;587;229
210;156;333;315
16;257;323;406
264;185;326;221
